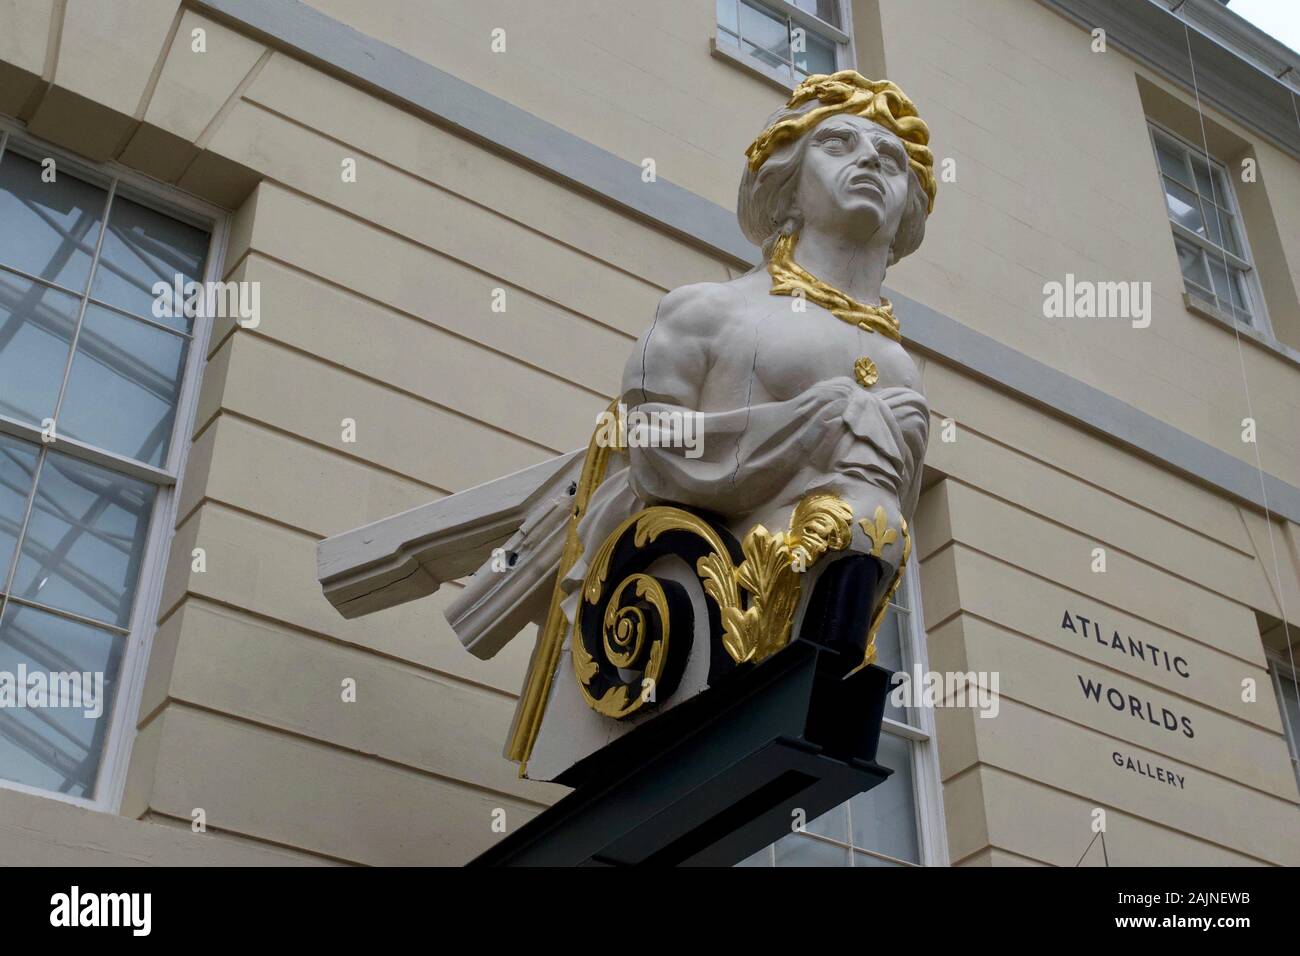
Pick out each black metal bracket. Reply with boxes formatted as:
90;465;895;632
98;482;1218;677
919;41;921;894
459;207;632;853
468;638;893;867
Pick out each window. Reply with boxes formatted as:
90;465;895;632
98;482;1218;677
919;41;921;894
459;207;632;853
1269;656;1300;793
738;559;949;866
1147;123;1266;330
0;125;221;808
715;0;853;86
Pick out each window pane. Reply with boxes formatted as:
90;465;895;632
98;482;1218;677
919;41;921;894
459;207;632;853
794;30;837;75
89;194;208;332
0;435;39;585
1174;238;1211;290
744;41;792;76
1202;204;1241;257
1278;674;1300;754
854;850;907;867
716;0;739;34
1153;136;1193;190
1190;155;1216;202
1184;279;1216;306
0;151;106;292
1206;256;1232;308
875;606;911;724
850;732;920;863
804;801;847;842
57;304;187;467
0;271;80;427
0;601;122;798
775;833;849;866
11;450;155;629
791;0;841;27
1162;178;1205;236
1213;208;1242;257
740;0;791;68
1211;166;1233;207
1228;268;1253;321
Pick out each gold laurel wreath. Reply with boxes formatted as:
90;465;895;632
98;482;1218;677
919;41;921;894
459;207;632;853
745;70;936;213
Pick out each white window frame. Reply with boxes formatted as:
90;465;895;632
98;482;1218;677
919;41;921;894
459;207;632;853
712;0;857;91
0;116;227;813
1266;651;1300;794
744;556;950;866
1146;119;1272;337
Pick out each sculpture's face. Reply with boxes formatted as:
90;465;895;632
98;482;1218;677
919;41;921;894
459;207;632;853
794;114;911;245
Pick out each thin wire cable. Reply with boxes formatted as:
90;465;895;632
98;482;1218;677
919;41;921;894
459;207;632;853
1074;829;1102;867
1180;18;1298;710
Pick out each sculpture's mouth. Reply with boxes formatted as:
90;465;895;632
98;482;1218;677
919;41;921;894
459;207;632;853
846;173;884;198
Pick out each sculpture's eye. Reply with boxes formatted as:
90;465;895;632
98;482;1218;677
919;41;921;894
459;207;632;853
820;133;851;152
876;141;906;171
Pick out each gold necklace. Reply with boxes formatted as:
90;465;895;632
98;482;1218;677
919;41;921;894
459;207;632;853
766;232;901;342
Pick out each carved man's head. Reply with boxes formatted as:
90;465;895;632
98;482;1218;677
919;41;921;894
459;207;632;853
738;71;936;263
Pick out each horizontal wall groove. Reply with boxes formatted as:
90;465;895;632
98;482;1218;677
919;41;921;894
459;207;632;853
935;414;1259;560
239;249;619;405
218;328;568;460
945;541;1267;671
239;93;679;296
139;810;354;866
254;176;645;345
943;478;1267;619
148;698;552;810
940;761;1278;866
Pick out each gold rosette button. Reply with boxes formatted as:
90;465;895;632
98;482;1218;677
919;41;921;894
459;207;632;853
854;356;878;388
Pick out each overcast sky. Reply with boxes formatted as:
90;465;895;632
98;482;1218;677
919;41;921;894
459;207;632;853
1227;0;1300;54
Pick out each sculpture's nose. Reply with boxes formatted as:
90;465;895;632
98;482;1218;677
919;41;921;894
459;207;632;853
856;138;882;169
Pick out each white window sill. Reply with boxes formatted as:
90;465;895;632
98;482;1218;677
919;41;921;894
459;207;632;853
1183;292;1300;370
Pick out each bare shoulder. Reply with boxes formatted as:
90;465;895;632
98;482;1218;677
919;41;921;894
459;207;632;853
652;280;748;341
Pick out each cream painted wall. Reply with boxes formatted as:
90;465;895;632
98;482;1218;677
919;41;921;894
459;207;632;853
875;0;1300;489
914;355;1300;863
0;0;1294;865
288;0;1300;487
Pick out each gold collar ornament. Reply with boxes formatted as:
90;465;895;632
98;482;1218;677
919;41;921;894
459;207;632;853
768;231;901;341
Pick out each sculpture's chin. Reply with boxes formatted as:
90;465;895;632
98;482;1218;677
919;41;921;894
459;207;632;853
833;204;891;244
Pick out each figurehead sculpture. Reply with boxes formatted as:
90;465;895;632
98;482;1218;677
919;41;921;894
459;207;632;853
450;71;936;782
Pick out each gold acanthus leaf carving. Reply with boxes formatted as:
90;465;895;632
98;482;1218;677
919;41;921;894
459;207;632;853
699;494;854;665
788;493;854;567
572;626;600;683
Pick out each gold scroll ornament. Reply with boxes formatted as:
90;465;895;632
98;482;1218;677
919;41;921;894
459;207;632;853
571;494;855;717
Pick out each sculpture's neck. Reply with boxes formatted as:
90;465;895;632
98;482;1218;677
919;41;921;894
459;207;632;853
766;231;901;341
790;224;890;305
